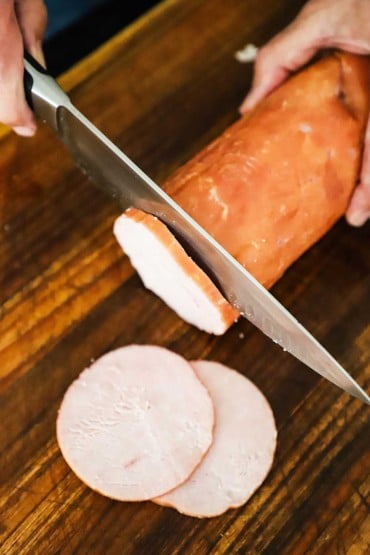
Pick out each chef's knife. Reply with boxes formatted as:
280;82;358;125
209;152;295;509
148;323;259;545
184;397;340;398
23;54;369;405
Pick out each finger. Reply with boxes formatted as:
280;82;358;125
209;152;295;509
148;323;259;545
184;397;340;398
346;116;370;226
0;1;36;135
15;0;47;66
239;45;291;114
345;185;370;226
239;22;322;114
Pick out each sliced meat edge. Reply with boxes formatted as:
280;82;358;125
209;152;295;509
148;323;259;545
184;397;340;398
155;360;277;517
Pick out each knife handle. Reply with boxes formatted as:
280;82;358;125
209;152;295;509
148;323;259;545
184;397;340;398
23;51;71;131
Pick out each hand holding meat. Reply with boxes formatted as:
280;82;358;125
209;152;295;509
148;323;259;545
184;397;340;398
240;0;370;226
0;0;47;137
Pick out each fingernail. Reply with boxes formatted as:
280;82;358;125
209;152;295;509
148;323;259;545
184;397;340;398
239;89;261;114
346;210;369;227
239;96;253;114
13;126;36;137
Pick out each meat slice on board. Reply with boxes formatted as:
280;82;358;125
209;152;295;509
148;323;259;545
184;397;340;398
155;360;277;517
57;345;214;501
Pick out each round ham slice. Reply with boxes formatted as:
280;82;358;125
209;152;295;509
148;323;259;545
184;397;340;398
56;345;214;501
155;360;277;517
113;209;238;335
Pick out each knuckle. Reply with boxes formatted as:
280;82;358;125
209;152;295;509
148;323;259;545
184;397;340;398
255;46;269;66
254;44;275;73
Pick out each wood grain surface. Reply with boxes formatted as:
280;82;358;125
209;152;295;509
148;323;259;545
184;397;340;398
0;1;369;553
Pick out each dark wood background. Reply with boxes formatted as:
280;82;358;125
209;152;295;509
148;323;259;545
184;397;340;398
0;1;369;553
44;0;162;75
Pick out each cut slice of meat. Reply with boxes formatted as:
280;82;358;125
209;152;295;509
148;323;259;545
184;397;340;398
114;53;370;335
155;360;277;518
56;345;214;501
114;209;239;335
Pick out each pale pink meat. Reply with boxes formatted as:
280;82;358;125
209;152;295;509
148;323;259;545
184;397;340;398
155;360;277;517
56;345;214;501
114;209;238;334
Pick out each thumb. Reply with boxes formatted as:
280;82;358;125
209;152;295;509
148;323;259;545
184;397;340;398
346;115;370;226
239;59;290;114
15;0;47;66
240;23;321;114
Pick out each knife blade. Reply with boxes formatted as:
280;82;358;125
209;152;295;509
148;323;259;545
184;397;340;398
23;55;369;405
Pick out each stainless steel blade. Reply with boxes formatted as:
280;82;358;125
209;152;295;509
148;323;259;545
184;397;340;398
54;105;369;405
23;56;368;404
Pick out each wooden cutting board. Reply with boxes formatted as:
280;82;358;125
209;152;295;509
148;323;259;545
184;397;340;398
0;1;369;553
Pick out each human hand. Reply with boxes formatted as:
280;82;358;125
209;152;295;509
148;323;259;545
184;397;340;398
240;0;370;226
0;0;47;137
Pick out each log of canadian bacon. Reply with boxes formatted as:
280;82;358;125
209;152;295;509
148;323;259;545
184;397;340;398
114;53;370;334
